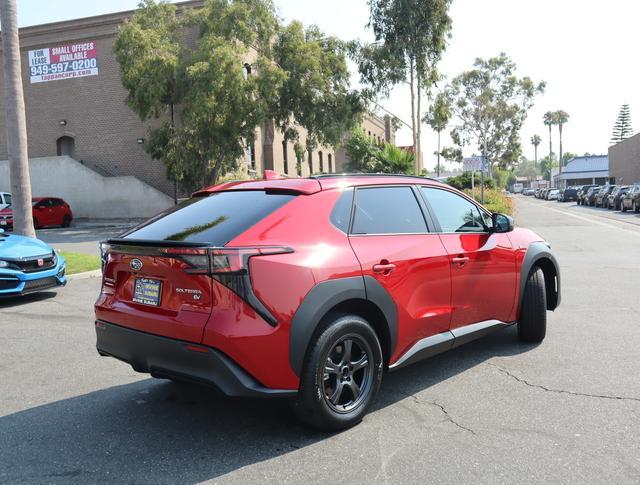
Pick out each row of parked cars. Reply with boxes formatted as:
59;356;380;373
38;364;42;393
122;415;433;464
522;187;561;200
523;184;640;212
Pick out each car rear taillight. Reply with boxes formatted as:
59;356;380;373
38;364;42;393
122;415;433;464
161;246;293;326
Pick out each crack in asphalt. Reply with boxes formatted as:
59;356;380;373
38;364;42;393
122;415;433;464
488;363;640;403
392;388;477;435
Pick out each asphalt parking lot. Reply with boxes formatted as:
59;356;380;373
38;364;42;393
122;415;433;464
1;198;639;484
35;220;140;255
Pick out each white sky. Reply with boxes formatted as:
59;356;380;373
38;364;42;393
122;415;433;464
17;0;640;171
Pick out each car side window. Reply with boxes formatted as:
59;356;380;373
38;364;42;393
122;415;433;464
421;187;487;233
351;186;427;235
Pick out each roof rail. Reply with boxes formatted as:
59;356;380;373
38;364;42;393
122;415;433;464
310;173;439;182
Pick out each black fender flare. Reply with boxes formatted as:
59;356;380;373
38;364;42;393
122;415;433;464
289;275;397;376
519;241;561;313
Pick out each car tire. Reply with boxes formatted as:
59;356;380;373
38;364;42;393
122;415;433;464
62;215;71;228
292;314;383;431
634;201;639;213
518;267;547;343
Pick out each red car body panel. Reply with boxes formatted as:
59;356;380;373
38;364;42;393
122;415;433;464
349;234;452;363
95;175;559;394
438;232;517;329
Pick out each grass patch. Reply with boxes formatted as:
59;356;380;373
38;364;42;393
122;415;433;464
464;188;513;215
59;251;101;275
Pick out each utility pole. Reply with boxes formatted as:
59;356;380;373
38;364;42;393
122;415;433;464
0;0;35;237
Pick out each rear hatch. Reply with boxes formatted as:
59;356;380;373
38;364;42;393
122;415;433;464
96;190;297;343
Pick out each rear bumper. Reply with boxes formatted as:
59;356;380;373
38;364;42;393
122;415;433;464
95;320;297;398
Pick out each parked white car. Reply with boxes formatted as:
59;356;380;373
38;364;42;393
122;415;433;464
547;189;560;200
0;192;10;210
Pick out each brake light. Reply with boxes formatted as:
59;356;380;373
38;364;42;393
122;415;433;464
161;246;293;275
161;246;293;327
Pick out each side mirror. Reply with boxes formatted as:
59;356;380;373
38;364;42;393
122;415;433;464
492;213;514;233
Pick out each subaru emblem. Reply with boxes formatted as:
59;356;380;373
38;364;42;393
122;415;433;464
130;258;143;271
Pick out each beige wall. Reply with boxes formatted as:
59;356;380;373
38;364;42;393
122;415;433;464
0;156;172;218
609;132;640;185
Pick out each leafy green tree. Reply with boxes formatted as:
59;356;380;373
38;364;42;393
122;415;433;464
554;110;569;173
343;128;379;173
515;159;539;181
539;153;557;181
443;53;545;172
115;0;363;192
611;104;634;144
271;22;364;152
358;0;453;174
424;92;451;176
530;134;541;167
562;151;576;167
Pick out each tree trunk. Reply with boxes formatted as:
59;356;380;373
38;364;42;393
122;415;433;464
548;124;553;182
558;123;563;174
0;0;35;238
534;144;538;168
409;58;417;175
436;130;441;177
415;68;422;176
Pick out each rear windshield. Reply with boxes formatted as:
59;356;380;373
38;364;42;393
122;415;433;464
121;190;296;245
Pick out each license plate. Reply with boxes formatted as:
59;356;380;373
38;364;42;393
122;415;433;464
133;278;162;306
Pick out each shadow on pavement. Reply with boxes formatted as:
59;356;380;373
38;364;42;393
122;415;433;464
0;326;534;484
0;291;59;309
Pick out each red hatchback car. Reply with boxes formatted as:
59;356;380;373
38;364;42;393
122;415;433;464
95;174;560;429
0;197;73;230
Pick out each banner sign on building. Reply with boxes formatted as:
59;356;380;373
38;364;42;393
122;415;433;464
28;41;98;84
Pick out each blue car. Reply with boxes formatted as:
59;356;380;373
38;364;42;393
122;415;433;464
0;228;66;297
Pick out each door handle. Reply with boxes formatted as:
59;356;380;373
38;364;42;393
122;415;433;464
451;256;470;266
373;262;396;275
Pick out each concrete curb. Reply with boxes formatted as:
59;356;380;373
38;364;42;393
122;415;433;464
66;269;102;281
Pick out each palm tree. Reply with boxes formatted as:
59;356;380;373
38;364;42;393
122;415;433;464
543;111;557;183
531;135;542;168
0;0;35;237
555;110;569;173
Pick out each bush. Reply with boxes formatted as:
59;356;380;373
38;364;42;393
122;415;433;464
447;171;494;190
343;128;414;174
464;187;513;215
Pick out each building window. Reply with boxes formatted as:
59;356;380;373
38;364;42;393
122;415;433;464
318;151;324;173
307;149;313;175
249;142;256;170
56;135;75;158
328;153;333;173
282;139;289;175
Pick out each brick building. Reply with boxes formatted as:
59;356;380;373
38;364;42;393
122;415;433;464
0;1;394;200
